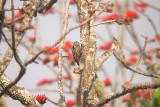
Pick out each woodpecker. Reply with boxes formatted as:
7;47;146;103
72;41;81;66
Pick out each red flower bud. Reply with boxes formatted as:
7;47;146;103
66;99;76;106
136;89;142;95
37;78;57;86
128;55;137;63
63;75;71;80
65;40;72;48
99;45;107;50
125;10;138;19
70;0;75;4
102;13;119;21
104;77;111;86
122;94;131;102
131;49;139;54
42;57;50;64
154;34;159;41
68;13;72;18
105;41;112;50
35;94;46;105
28;36;35;41
134;2;147;12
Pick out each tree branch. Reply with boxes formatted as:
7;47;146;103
97;81;160;106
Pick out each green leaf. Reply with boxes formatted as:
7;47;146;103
152;98;160;107
154;87;160;98
139;99;150;107
128;91;137;107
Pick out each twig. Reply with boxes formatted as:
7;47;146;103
96;37;119;70
0;0;26;97
114;53;158;78
139;0;160;11
129;36;148;82
91;20;116;27
134;6;159;36
1;31;12;49
125;25;142;51
57;0;70;105
97;81;160;106
24;25;36;63
0;7;24;12
46;97;58;105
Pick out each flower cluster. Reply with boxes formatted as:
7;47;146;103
37;75;71;86
99;41;112;50
39;40;76;65
35;94;47;105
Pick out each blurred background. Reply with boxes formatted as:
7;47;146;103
1;0;160;106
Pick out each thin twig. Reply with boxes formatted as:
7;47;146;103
24;25;36;63
134;6;159;36
91;20;116;27
114;53;158;78
46;97;58;105
129;36;148;82
139;0;160;11
1;31;12;49
0;0;26;97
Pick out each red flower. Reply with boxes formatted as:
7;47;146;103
133;100;139;106
122;94;131;102
70;0;75;4
28;24;34;29
66;99;76;106
15;12;23;23
104;104;108;107
154;34;159;41
68;13;72;18
134;2;147;12
28;36;35;41
43;46;59;54
136;89;142;95
54;46;59;52
106;41;112;50
35;94;47;105
42;8;53;15
99;41;112;50
42;57;50;64
99;45;107;50
37;78;57;86
53;55;58;65
126;56;137;65
102;13;119;21
104;77;111;86
63;75;71;80
5;18;12;23
128;55;137;63
131;49;139;54
64;40;72;48
143;89;150;99
125;10;138;19
66;52;75;65
63;45;68;51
